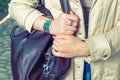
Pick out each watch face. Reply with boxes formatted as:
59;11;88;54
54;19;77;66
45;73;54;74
43;19;52;32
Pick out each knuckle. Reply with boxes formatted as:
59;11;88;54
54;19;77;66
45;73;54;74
74;22;77;26
70;31;74;34
53;52;58;56
61;19;65;23
76;16;79;21
59;47;64;52
61;29;65;33
73;27;77;31
74;15;79;20
54;52;61;57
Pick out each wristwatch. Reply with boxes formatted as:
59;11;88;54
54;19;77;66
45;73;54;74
43;19;52;33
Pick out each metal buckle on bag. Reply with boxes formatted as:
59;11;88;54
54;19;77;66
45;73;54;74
43;52;56;76
45;52;51;60
43;64;50;74
43;52;52;75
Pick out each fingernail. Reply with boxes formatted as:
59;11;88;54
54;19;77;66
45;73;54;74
52;35;56;38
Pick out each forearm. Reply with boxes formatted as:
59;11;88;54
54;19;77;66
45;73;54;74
9;0;43;32
32;16;50;32
86;19;120;62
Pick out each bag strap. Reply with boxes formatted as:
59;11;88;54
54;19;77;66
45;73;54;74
36;0;53;19
60;0;70;14
36;0;70;18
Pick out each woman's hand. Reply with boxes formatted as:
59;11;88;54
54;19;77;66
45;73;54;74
49;11;79;35
52;35;90;58
50;11;88;58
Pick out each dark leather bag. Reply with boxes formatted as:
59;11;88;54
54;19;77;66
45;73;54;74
10;0;71;80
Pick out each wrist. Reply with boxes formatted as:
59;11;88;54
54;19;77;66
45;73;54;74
82;41;90;56
77;40;90;57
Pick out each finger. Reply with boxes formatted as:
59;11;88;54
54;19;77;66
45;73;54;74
66;14;79;22
66;19;78;27
70;11;79;23
64;20;77;30
52;49;66;57
57;29;75;35
70;11;74;15
65;31;75;35
65;25;77;31
52;49;60;56
55;34;69;39
62;30;75;35
52;49;72;58
67;19;74;26
61;28;75;35
52;44;59;52
52;40;60;50
52;49;62;57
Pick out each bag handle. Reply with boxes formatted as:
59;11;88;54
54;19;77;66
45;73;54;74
60;0;70;14
37;0;70;18
36;0;53;18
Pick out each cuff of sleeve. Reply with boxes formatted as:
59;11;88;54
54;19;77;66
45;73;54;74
85;35;111;62
24;10;43;33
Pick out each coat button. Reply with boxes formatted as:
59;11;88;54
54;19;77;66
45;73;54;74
75;0;79;2
103;54;108;58
77;66;80;69
79;32;82;35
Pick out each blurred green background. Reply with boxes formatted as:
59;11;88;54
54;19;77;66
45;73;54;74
0;0;10;20
0;0;17;80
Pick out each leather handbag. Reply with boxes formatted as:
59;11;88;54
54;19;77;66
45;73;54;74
10;0;71;80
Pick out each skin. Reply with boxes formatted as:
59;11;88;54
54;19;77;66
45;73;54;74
33;11;90;58
52;34;90;58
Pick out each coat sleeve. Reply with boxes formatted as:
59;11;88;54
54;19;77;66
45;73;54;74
85;5;120;62
8;0;43;32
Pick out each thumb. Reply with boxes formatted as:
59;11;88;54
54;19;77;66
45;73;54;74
70;11;74;15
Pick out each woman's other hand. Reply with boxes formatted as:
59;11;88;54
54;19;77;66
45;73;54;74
52;35;90;58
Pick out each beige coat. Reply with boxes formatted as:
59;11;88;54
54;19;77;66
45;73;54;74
9;0;120;80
